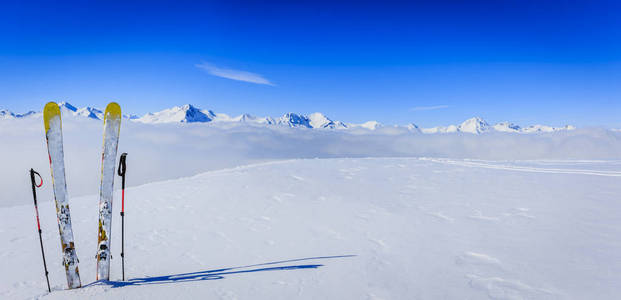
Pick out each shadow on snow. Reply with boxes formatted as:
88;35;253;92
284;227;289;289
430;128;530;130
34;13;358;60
84;255;356;288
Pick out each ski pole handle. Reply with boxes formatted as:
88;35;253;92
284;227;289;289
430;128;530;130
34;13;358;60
118;153;127;213
118;153;127;189
29;169;43;228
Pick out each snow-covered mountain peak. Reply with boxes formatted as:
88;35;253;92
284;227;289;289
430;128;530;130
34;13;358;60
278;113;311;128
306;112;347;129
0;109;16;119
521;124;576;133
406;123;422;133
232;113;256;122
137;104;215;124
230;113;275;124
75;107;103;119
0;109;40;119
0;103;580;134
58;101;78;112
56;102;105;120
458;117;490;134
421;125;458;134
307;112;331;128
493;121;521;132
358;121;382;130
171;104;201;114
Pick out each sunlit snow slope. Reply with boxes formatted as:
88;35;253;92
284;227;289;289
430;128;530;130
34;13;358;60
1;158;620;299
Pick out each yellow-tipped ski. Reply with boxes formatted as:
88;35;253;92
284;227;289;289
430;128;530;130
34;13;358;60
43;102;61;133
97;102;122;280
43;101;81;289
104;102;122;122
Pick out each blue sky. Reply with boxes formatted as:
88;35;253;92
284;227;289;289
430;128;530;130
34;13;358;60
0;0;619;127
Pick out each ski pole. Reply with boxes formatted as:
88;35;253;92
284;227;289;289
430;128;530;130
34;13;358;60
29;168;51;293
117;153;127;281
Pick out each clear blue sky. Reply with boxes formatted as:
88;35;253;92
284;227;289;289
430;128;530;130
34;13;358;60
1;0;619;127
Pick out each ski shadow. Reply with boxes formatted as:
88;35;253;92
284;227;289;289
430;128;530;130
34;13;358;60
84;255;356;288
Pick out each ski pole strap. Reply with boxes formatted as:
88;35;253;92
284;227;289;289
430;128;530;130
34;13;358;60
118;153;127;177
30;169;43;188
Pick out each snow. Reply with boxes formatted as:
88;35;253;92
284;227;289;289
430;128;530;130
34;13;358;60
351;120;382;130
58;102;79;115
1;158;620;299
422;124;458;134
406;123;422;133
521;125;576;133
458;117;490;134
2;104;621;298
277;113;311;128
43;102;103;120
0;109;39;119
75;107;103;120
1;103;578;133
0;109;16;119
493;122;521;133
306;113;347;129
136;104;216;123
230;113;275;125
2;115;621;210
424;118;574;135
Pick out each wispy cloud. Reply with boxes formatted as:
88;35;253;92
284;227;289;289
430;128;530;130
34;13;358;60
196;62;274;86
410;105;450;111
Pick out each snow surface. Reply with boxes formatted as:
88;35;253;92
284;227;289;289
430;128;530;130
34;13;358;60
1;158;620;299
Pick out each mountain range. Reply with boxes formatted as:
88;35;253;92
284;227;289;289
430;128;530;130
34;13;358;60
0;102;576;134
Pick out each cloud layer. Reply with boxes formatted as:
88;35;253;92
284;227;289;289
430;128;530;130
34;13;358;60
196;62;274;85
2;116;621;207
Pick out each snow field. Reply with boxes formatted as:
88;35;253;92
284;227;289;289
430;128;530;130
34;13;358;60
1;158;620;299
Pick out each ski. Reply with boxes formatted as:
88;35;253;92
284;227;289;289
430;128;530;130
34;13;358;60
43;102;81;289
96;102;122;280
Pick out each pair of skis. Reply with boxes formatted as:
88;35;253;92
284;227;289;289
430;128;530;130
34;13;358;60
42;102;122;289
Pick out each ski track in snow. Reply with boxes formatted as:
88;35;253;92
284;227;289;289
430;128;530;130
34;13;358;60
420;157;621;177
1;157;620;299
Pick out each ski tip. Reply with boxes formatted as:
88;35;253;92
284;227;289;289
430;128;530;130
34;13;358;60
104;102;122;121
43;102;61;132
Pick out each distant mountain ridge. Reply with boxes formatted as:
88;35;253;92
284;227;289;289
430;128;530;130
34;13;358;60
0;109;38;119
0;102;576;134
